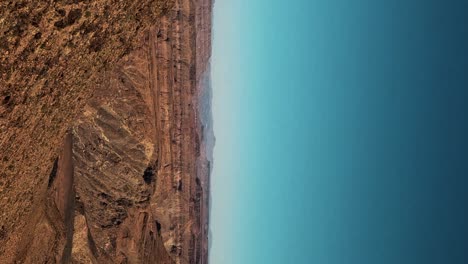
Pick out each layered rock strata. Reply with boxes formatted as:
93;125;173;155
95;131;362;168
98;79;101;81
0;0;212;263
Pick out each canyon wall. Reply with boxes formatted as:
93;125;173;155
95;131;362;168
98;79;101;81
0;0;212;263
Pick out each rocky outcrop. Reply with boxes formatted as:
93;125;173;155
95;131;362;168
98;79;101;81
0;0;212;263
0;1;172;261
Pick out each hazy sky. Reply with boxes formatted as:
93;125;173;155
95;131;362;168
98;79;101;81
211;1;468;263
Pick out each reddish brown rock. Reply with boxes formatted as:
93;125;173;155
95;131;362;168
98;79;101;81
0;0;212;263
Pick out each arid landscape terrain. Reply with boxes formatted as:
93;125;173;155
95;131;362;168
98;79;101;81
0;0;212;263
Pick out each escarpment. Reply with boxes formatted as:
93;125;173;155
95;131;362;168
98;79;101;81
0;0;212;263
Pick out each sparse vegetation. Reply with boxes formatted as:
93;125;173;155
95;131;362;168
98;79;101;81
0;0;173;259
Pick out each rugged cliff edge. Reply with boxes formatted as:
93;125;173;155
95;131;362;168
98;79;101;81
0;0;212;263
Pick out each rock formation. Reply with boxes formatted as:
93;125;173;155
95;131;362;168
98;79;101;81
0;0;212;263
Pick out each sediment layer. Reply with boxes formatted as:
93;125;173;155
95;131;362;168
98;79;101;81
0;0;212;263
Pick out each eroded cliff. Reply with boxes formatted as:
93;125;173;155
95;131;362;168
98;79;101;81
0;0;212;263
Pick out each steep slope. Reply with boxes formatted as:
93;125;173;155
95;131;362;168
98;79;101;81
0;0;212;263
0;1;172;261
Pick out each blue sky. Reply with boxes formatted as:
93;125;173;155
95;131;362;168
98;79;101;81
211;1;468;263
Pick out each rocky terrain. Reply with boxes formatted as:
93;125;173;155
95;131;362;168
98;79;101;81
0;0;212;263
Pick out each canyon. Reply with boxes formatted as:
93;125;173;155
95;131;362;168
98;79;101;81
0;0;212;263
